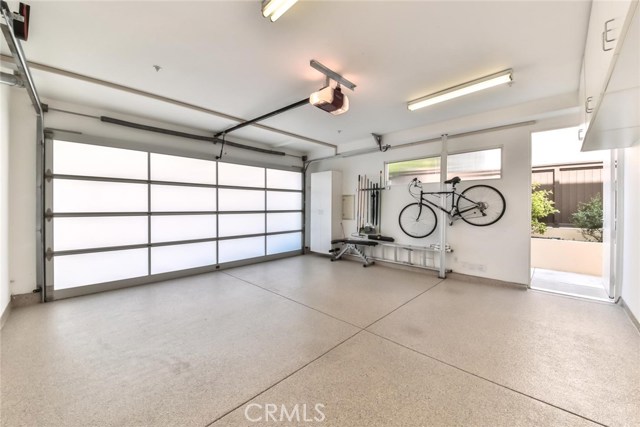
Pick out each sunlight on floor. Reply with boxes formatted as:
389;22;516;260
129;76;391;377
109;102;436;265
530;267;611;301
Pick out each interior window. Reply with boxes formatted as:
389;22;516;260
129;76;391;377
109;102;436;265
386;156;441;186
447;148;502;181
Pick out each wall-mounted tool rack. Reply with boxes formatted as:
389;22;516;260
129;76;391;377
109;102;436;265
356;172;386;235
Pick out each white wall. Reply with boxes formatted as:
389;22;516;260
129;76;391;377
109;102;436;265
41;100;304;166
8;89;37;297
621;143;640;323
306;138;443;246
531;239;602;276
307;124;535;285
0;84;11;318
8;96;304;296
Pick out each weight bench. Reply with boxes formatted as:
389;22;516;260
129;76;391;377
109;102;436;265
330;239;378;267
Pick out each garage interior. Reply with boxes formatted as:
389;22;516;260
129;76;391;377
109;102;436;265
1;1;639;426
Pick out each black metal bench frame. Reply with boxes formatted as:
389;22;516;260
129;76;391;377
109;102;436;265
330;239;378;267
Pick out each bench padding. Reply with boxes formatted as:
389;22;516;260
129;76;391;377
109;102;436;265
331;239;379;247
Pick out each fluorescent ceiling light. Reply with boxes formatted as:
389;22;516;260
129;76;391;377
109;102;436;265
262;0;298;22
408;69;513;111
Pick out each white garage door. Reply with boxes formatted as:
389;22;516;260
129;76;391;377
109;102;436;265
44;138;302;299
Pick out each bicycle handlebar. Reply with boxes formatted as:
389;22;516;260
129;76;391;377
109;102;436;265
408;178;423;200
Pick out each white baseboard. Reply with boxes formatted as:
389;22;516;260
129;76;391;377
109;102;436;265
620;297;640;334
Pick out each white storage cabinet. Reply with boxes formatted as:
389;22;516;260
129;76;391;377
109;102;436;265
310;171;342;254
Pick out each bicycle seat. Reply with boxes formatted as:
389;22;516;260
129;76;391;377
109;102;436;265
444;176;461;185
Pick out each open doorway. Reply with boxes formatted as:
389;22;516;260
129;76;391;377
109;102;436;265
530;126;611;300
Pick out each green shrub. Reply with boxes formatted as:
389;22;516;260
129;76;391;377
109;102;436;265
531;183;559;234
571;194;603;242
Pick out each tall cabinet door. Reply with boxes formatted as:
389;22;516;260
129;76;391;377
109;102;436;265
310;171;342;254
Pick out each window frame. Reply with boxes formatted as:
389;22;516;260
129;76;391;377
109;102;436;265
385;145;504;187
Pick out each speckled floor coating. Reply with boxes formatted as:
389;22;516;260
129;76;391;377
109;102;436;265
2;254;638;426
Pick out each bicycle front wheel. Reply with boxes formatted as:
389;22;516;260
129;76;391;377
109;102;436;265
456;185;506;226
398;203;438;238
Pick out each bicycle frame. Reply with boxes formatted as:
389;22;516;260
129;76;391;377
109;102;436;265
400;178;505;239
414;187;483;223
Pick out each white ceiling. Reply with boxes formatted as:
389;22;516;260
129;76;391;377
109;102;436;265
2;1;591;153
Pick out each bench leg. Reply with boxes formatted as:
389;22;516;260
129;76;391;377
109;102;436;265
352;245;374;267
331;243;375;267
331;245;351;261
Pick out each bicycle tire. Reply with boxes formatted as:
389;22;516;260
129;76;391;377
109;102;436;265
456;185;506;226
398;203;438;238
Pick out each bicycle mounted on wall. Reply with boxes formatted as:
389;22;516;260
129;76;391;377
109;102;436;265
398;176;506;238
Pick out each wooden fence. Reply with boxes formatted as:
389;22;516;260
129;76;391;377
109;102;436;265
532;162;603;227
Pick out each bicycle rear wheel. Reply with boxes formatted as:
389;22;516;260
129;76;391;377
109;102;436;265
398;203;438;238
456;185;506;226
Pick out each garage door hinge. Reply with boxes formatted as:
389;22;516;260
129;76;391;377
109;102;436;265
44;169;53;182
45;209;53;222
45;248;53;261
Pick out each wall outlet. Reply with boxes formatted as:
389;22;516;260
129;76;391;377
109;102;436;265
461;262;486;272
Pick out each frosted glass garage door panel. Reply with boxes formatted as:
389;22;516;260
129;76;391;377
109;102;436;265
151;185;216;212
53;140;147;180
218;163;265;187
267;233;302;255
54;249;148;290
267;213;302;232
151;242;216;274
150;154;216;184
267;169;302;190
53;180;148;212
267;191;302;211
151;215;217;243
219;237;265;263
218;189;264;211
54;217;148;251
219;214;264;237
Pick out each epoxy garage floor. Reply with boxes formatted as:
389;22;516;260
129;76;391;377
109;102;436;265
1;255;639;426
